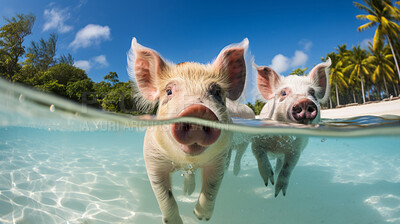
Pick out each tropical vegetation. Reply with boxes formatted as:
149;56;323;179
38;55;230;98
1;0;400;116
0;13;144;115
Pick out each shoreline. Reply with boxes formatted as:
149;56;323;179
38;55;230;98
321;98;400;119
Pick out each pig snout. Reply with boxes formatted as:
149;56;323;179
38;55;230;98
291;99;318;124
171;104;221;155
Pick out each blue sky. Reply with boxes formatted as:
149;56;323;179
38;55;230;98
1;0;376;100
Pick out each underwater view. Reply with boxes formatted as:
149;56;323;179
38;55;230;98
1;0;400;223
1;77;400;224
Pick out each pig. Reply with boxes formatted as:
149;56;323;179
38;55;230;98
127;37;249;223
252;59;331;197
226;99;256;175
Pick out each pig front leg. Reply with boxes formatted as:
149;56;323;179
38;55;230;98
274;151;301;197
194;159;225;221
183;172;196;196
252;138;274;186
144;153;183;224
233;142;249;176
275;137;308;197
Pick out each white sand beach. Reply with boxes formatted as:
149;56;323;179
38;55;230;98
321;99;400;119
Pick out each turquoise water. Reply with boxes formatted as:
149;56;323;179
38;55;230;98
1;78;400;224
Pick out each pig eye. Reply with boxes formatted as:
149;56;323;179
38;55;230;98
166;89;173;96
210;84;222;97
281;90;287;96
308;88;315;98
209;83;224;104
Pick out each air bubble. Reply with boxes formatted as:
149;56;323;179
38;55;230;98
50;104;55;112
18;94;25;103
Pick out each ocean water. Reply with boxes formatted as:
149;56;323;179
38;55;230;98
1;78;400;224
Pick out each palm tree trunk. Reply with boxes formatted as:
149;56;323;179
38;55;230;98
352;90;356;103
386;35;400;85
393;82;398;97
376;85;381;100
335;82;340;106
382;75;388;98
360;74;366;104
329;97;333;108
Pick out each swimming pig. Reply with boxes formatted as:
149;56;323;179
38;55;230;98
252;59;331;197
128;38;248;223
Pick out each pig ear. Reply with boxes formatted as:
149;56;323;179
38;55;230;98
214;38;248;101
127;38;168;101
255;64;282;100
308;58;331;103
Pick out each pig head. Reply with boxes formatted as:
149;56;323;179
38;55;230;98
257;59;331;124
128;38;248;223
252;59;331;197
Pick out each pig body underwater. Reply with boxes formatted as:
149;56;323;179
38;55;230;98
252;59;331;197
128;38;249;223
226;99;256;175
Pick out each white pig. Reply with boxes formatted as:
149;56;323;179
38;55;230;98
128;38;249;223
252;59;331;197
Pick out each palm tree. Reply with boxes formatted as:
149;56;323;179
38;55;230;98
325;53;348;106
344;46;372;103
367;42;395;97
354;0;400;83
289;68;308;76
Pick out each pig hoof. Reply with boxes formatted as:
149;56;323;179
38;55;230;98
275;179;288;198
194;203;213;221
163;216;183;224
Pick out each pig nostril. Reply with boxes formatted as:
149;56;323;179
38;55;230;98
203;126;210;132
293;106;302;114
307;106;315;113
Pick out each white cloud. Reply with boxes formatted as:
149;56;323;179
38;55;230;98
291;50;308;67
269;50;308;74
43;8;73;33
299;39;313;51
269;54;290;74
69;24;111;50
74;55;109;72
93;55;109;67
360;38;372;49
74;60;91;71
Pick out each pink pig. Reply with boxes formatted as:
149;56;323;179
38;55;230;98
128;38;249;223
252;59;331;197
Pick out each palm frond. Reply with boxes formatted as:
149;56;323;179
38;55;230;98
354;1;376;15
357;21;377;31
373;25;384;51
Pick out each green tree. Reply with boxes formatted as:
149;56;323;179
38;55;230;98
367;42;395;97
355;0;400;83
289;68;308;76
27;33;57;70
32;71;66;96
101;82;134;112
343;45;372;103
0;13;35;81
58;53;74;65
246;100;266;115
104;71;119;86
47;63;89;85
325;53;348;106
66;78;94;102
